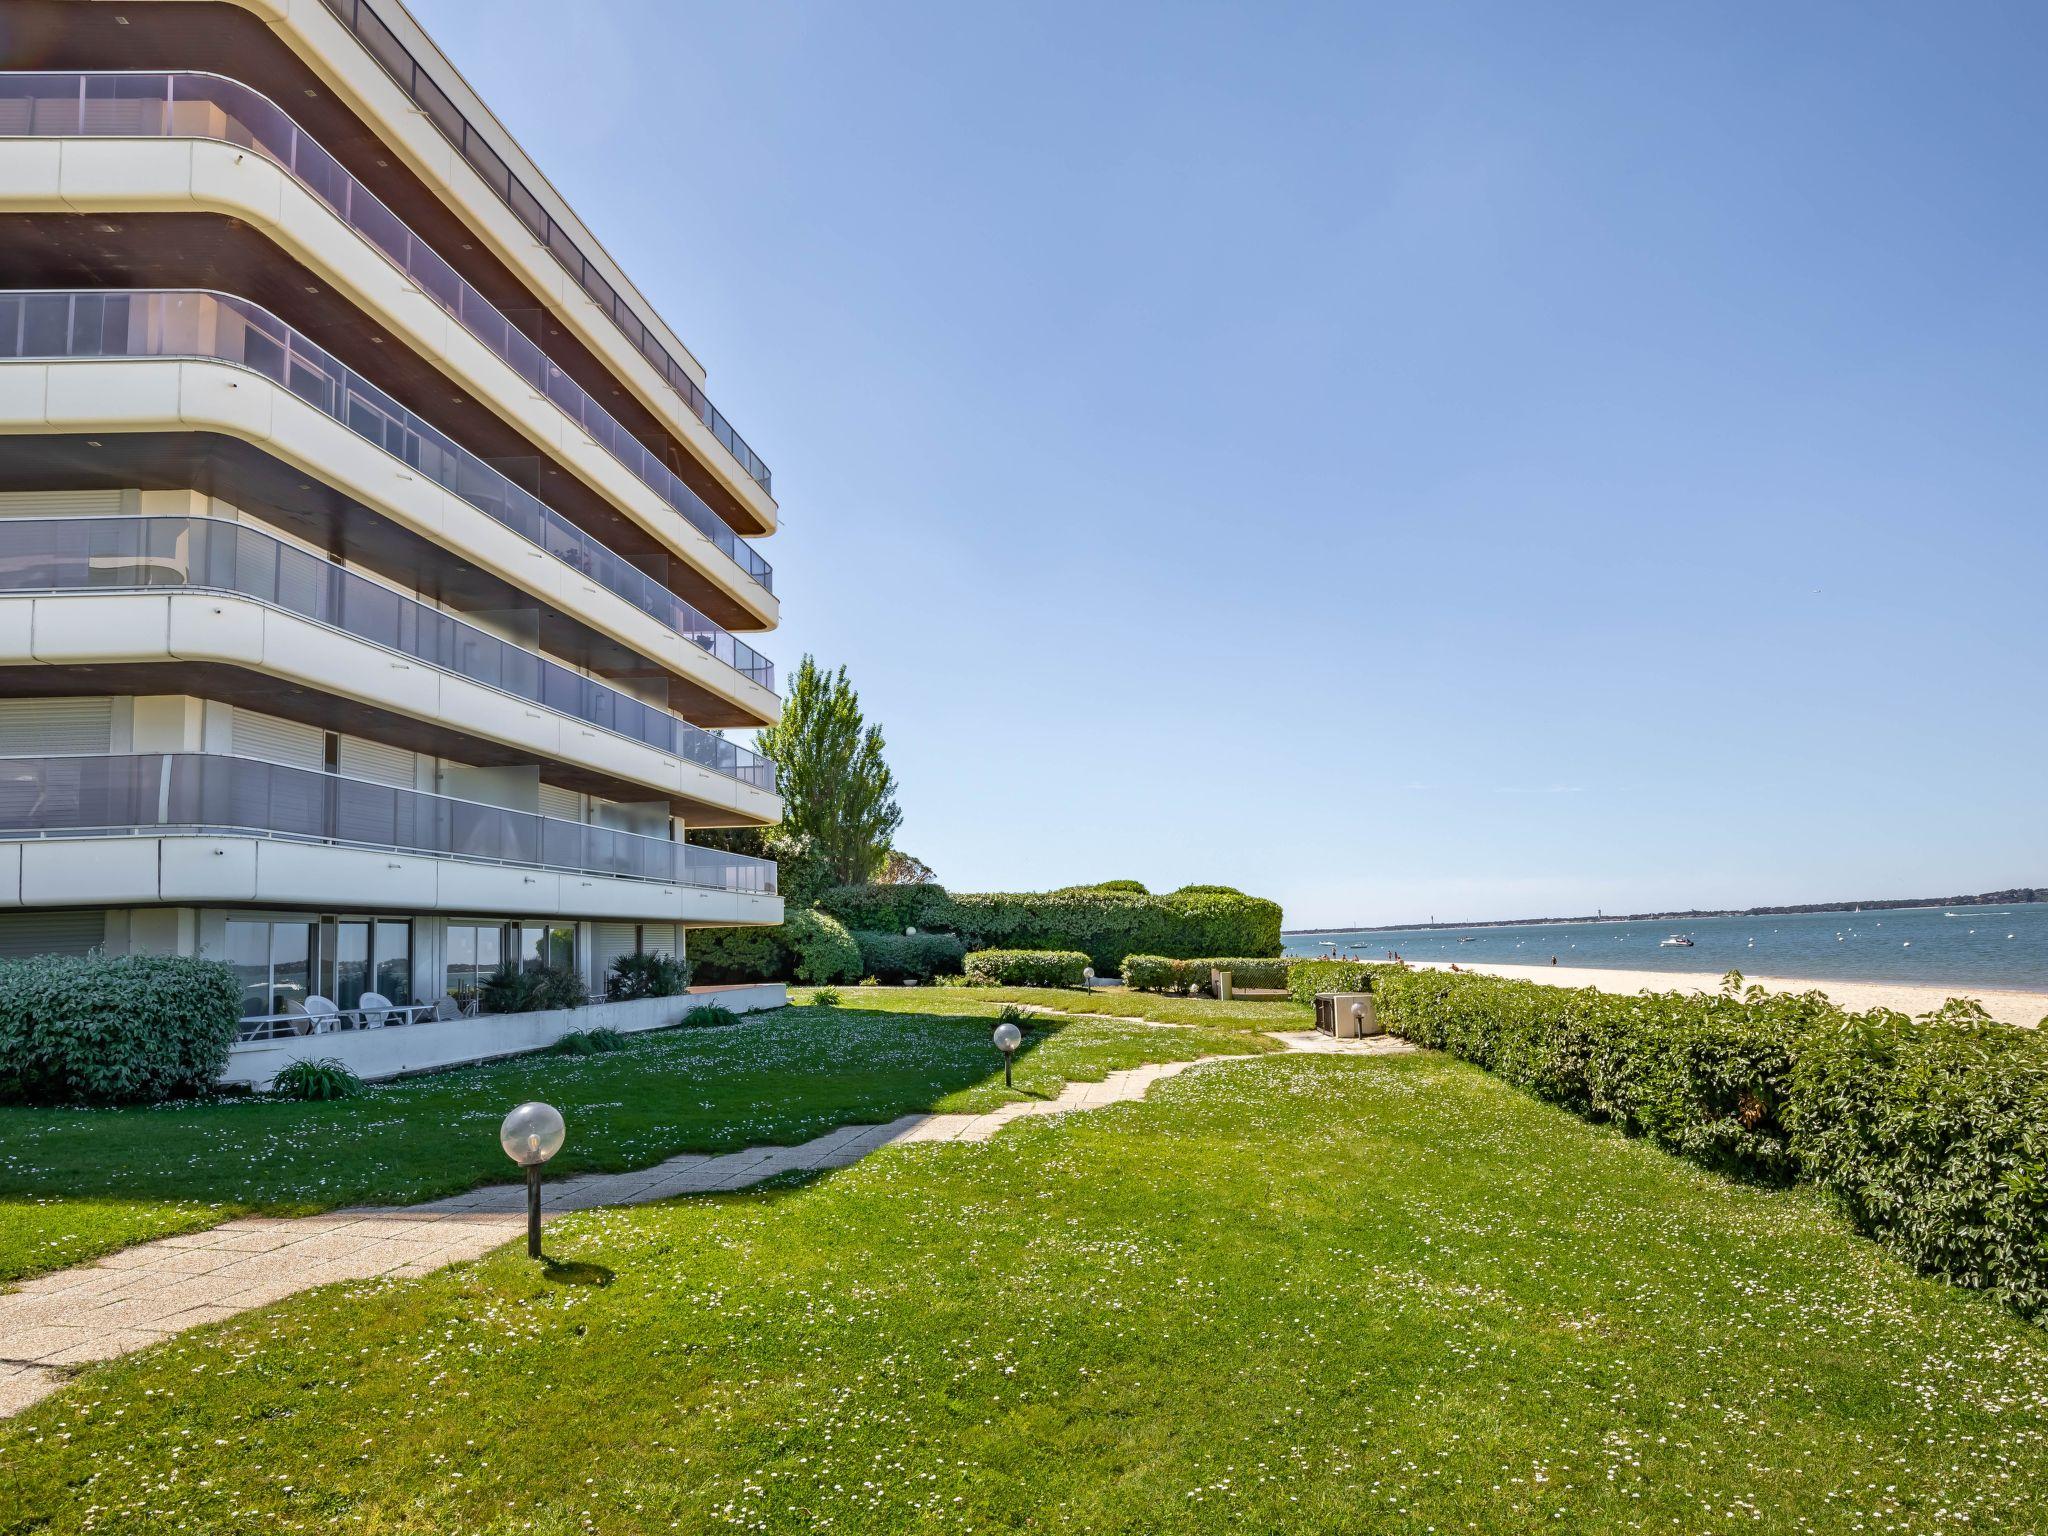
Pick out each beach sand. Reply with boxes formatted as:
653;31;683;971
1390;959;2048;1027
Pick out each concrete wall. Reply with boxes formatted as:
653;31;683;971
220;983;787;1088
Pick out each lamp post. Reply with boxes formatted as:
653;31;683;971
500;1101;566;1258
993;1020;1022;1088
1082;965;1095;991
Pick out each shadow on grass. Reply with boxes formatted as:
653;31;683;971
539;1257;615;1288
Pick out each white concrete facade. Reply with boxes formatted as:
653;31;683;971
0;1;788;1071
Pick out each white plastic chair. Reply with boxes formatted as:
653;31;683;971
357;991;395;1029
432;996;459;1023
303;995;341;1035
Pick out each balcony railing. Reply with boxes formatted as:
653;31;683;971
310;0;773;496
0;753;779;894
0;69;775;582
0;515;777;795
0;288;775;695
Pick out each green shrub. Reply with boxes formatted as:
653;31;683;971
607;950;689;1001
687;909;861;985
479;964;586;1015
997;1003;1031;1025
270;1057;364;1101
1787;1001;2048;1317
853;931;969;984
963;949;1089;988
1057;879;1149;895
547;1027;630;1057
1369;965;2048;1318
1123;955;1293;993
1170;884;1243;897
816;883;1282;971
0;952;241;1104
809;987;843;1007
686;1003;741;1029
1286;959;1377;1005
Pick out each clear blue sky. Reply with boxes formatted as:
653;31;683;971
414;0;2048;927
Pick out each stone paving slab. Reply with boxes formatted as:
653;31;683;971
0;1030;1412;1419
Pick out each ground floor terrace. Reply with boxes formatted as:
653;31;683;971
2;986;2045;1533
0;903;783;1085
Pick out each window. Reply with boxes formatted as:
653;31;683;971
327;919;413;1009
445;921;503;998
224;918;317;1020
518;924;574;974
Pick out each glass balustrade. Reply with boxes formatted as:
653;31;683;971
312;0;772;496
0;70;775;579
0;288;775;694
0;753;778;894
0;515;776;794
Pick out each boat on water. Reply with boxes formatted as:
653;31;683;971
1659;935;1695;948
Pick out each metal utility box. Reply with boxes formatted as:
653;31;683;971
1314;991;1380;1038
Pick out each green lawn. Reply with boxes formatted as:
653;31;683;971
824;981;1313;1030
5;1045;2045;1533
0;1003;1274;1280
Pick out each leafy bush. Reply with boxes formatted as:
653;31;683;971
1370;965;2048;1318
1788;1001;2048;1317
816;883;1282;971
547;1027;630;1056
1287;959;1377;1005
853;931;969;984
1170;884;1244;897
607;950;689;1001
479;964;587;1015
271;1057;364;1101
963;949;1090;988
1057;880;1149;895
1123;955;1293;993
997;1003;1031;1025
809;987;843;1007
686;1003;741;1029
688;909;861;985
0;953;241;1104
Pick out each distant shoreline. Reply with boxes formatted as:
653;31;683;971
1285;890;2044;937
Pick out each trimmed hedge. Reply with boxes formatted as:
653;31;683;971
0;953;241;1104
853;931;968;984
964;949;1090;988
817;883;1282;971
1123;955;1293;993
689;909;862;986
1368;965;2048;1318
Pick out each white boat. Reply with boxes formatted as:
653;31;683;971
1659;935;1695;948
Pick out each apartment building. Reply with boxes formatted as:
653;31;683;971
0;0;786;1078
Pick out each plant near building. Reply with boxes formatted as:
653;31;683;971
755;656;903;885
608;951;690;1001
480;963;587;1015
270;1057;364;1101
686;1004;741;1029
0;953;241;1105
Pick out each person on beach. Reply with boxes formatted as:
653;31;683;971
1550;956;1558;965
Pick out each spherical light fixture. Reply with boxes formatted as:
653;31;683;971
993;1020;1023;1088
500;1101;566;1257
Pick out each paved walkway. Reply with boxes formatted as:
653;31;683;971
0;1031;1410;1418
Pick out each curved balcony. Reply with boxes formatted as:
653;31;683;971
0;288;775;694
0;753;778;894
312;0;772;496
0;70;774;582
0;515;777;795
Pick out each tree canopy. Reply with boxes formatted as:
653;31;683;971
755;656;903;886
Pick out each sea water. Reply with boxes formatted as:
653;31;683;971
1284;903;2048;992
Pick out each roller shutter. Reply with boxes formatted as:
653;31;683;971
336;735;416;789
232;709;324;771
0;490;124;518
0;910;107;959
594;922;638;981
640;923;678;959
538;783;583;822
0;697;114;754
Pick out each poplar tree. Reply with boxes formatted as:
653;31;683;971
755;657;903;885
